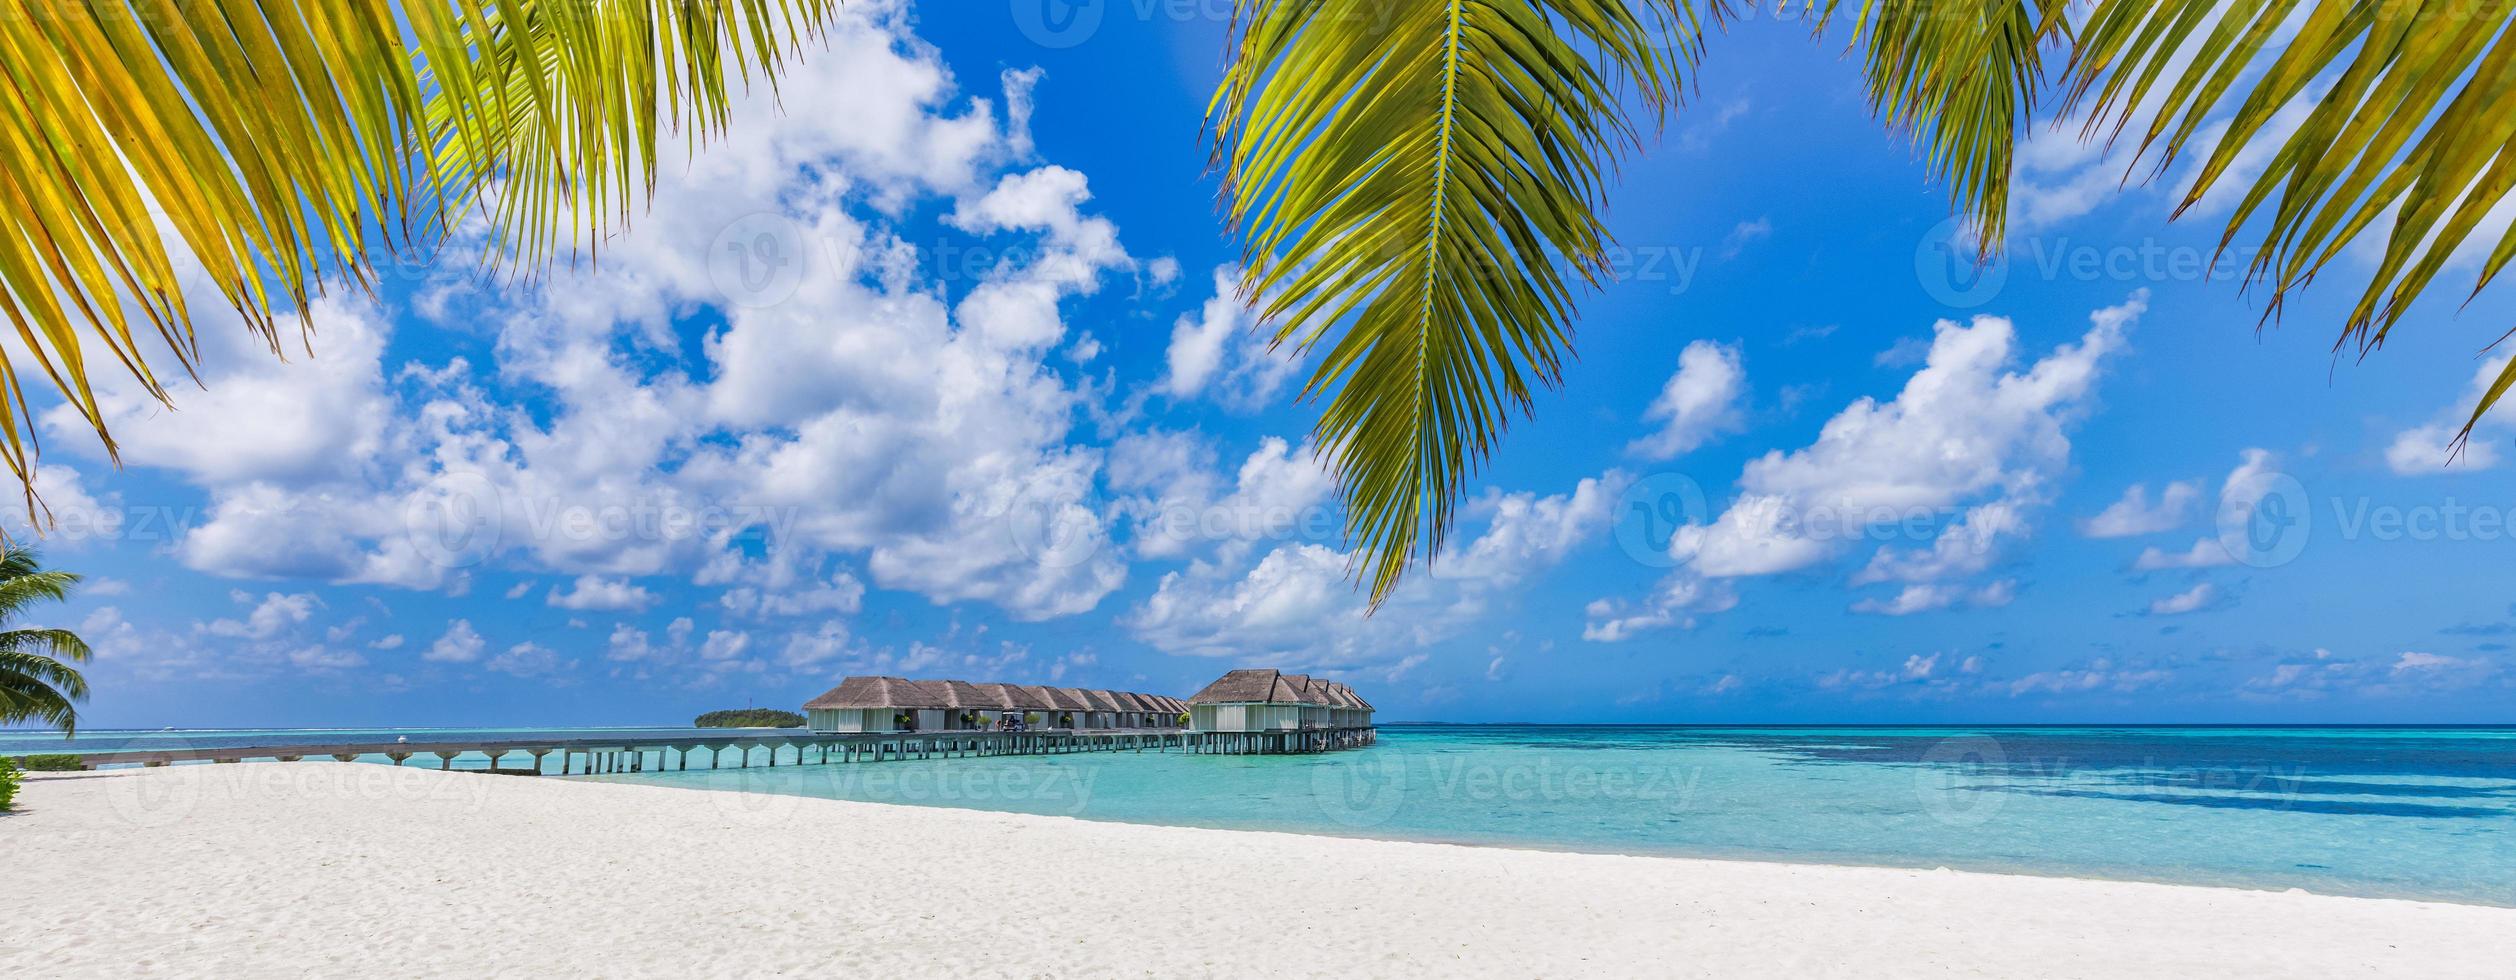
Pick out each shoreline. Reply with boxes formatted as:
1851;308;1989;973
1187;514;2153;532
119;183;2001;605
7;764;2512;977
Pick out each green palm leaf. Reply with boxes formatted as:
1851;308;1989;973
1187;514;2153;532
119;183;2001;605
1833;0;2072;247
0;0;837;517
2059;0;2516;449
0;546;87;734
1212;0;1706;604
1221;0;2516;600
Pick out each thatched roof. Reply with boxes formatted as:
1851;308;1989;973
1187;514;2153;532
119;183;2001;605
1078;689;1124;712
807;674;1197;720
1025;686;1083;711
975;682;1053;710
1189;668;1300;704
803;676;955;709
913;679;995;709
1187;668;1371;709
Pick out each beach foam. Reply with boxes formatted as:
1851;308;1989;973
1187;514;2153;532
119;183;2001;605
3;764;2507;977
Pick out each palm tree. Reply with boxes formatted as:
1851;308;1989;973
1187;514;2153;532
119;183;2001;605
0;548;92;734
1213;0;2516;602
0;0;840;506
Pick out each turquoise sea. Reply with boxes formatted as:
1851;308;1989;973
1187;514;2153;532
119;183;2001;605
12;725;2513;906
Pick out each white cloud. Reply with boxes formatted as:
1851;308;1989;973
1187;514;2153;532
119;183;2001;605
1592;296;2142;640
2131;448;2277;571
1582;576;1738;642
2146;582;2222;615
488;641;569;677
203;591;322;640
38;296;394;487
1718;217;1771;259
1679;294;2140;579
2243;648;2502;700
1849;580;2016;617
547;575;658;612
721;570;866;619
57;7;1141;624
426;620;486;664
2080;480;2202;538
1627;340;1745;460
2131;537;2234;571
1131;472;1626;661
2006;659;2173;697
1120;435;1335;561
2386;356;2513;475
1159;265;1300;409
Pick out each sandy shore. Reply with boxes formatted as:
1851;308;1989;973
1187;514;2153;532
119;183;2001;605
3;765;2509;978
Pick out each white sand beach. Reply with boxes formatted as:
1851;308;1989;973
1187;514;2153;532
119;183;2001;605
3;764;2509;978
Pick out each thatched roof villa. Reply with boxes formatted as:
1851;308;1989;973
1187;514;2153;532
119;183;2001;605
1185;668;1374;733
804;676;1185;734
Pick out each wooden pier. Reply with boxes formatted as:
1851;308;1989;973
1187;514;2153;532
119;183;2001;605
49;727;1378;774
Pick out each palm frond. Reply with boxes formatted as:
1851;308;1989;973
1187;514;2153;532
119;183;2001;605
1213;0;1710;604
0;547;86;733
1829;0;2072;247
0;0;838;518
0;673;80;734
419;0;840;272
2060;0;2516;446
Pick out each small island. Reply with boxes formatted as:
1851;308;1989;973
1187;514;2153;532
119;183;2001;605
692;708;805;729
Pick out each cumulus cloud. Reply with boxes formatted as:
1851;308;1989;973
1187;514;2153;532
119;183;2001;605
1159;265;1300;409
1688;294;2139;576
426;620;486;664
1627;340;1745;460
2080;480;2202;538
1129;471;1627;662
1593;295;2143;640
2129;449;2278;571
2145;582;2224;616
2243;647;2503;700
53;5;1140;624
2386;356;2514;475
547;575;658;612
1849;580;2016;617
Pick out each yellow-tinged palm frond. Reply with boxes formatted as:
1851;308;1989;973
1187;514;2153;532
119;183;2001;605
2059;0;2516;447
0;0;836;518
1212;0;1712;605
420;0;839;272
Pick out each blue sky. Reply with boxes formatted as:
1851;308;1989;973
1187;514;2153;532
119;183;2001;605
18;2;2516;728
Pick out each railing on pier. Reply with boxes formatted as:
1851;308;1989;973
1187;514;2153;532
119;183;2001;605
45;726;1379;774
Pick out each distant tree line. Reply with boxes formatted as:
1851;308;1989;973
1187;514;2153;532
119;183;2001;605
693;708;805;729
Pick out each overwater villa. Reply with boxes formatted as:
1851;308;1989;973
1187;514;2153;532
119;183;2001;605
804;676;1185;734
1184;668;1375;734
